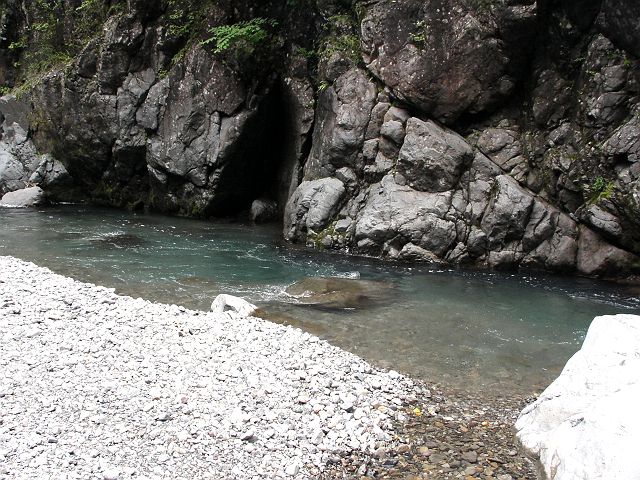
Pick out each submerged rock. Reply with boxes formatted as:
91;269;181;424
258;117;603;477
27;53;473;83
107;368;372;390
90;233;147;249
285;276;392;310
515;314;640;480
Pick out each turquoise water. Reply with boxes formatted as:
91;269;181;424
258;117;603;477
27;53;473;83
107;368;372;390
1;205;638;396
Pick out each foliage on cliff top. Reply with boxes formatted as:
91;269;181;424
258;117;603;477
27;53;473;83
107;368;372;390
3;0;126;95
198;16;281;80
319;13;362;65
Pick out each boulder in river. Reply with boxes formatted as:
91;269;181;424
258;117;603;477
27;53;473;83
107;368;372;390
250;198;279;224
285;276;392;310
0;186;45;207
515;314;640;480
211;294;257;317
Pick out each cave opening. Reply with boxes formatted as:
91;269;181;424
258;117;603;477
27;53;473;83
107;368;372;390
207;78;303;222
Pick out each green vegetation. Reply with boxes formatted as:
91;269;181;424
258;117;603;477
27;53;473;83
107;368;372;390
4;0;126;95
295;46;316;59
320;14;361;64
589;176;615;203
201;17;277;54
166;0;205;39
409;20;427;47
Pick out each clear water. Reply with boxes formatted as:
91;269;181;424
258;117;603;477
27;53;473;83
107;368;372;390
1;205;638;396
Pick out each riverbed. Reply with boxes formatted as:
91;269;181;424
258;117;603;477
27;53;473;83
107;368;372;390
1;205;638;396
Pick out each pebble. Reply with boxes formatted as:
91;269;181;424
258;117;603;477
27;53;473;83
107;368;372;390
284;463;299;476
102;469;120;480
0;256;424;479
462;450;478;463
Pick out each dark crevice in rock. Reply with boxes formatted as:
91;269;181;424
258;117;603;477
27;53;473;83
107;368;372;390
206;80;299;218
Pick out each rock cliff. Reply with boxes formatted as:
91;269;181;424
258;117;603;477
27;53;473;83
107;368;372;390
0;0;639;277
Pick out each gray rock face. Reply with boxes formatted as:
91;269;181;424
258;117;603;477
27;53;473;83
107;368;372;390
0;98;41;195
1;0;639;277
250;198;278;224
576;227;638;276
303;69;376;180
397;118;473;192
284;178;346;241
598;0;640;57
28;155;73;195
355;175;455;257
361;0;535;124
481;176;534;249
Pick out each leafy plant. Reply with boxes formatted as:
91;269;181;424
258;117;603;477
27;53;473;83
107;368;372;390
589;176;615;203
409;20;427;46
8;40;27;50
296;46;316;59
319;14;362;64
201;18;277;54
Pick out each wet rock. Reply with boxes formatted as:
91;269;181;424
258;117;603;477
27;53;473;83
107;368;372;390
285;276;392;310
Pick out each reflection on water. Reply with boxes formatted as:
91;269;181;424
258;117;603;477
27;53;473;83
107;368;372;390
1;205;638;396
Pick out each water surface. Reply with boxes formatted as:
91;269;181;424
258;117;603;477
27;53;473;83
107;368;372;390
1;205;638;396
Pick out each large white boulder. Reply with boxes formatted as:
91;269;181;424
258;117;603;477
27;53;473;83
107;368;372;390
515;314;640;480
211;294;257;317
0;186;45;207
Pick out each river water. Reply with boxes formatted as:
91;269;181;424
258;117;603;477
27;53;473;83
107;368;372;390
1;205;638;396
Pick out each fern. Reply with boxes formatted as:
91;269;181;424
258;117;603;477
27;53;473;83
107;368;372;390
202;18;277;54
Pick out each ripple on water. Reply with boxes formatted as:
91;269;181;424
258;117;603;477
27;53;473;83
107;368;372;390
1;205;639;396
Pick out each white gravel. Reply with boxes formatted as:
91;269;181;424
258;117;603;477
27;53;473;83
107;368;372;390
0;256;426;479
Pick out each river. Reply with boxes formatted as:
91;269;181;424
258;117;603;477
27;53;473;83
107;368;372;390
1;205;638;396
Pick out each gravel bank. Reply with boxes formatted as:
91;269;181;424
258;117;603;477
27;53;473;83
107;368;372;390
0;256;427;479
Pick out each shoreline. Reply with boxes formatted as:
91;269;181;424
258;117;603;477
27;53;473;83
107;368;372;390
0;256;536;479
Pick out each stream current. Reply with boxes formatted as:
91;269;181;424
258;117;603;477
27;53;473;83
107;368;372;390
1;205;638;396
